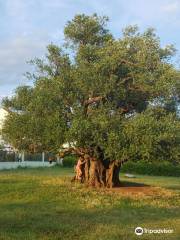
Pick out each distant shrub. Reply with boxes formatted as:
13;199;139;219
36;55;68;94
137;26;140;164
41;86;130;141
63;155;77;167
121;161;180;177
62;156;180;177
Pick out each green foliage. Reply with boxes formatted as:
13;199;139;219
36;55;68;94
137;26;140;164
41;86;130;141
64;14;112;46
121;161;180;177
63;155;77;167
0;144;4;151
121;108;180;162
2;14;180;164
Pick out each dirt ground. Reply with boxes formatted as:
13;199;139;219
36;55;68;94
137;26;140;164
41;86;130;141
106;181;174;198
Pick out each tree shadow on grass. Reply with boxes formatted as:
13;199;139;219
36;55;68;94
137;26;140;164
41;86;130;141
119;181;149;188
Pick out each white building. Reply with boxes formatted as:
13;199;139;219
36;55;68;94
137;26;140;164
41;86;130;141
0;108;8;146
0;108;7;127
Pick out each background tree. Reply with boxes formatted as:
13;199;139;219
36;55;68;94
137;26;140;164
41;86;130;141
2;14;180;187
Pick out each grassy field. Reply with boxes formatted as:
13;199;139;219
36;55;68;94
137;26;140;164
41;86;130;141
0;166;179;240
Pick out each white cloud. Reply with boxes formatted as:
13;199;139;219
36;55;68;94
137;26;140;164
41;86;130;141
5;0;33;22
162;1;179;13
42;0;69;8
0;34;47;86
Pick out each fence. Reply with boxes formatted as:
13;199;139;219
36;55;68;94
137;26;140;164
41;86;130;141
0;150;16;162
0;151;56;162
0;150;58;170
0;161;56;170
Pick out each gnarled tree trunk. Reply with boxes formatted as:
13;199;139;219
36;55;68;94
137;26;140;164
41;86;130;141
60;147;122;188
105;161;121;188
88;158;105;187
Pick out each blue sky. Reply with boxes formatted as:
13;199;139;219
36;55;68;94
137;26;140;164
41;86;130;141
0;0;180;103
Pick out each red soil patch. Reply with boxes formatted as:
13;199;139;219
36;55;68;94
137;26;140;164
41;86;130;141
106;181;159;196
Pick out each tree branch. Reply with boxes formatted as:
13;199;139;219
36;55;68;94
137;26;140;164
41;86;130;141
84;96;103;106
59;147;89;158
120;59;137;67
121;76;133;84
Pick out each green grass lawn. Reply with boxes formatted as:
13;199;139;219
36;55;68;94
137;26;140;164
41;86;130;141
0;166;179;240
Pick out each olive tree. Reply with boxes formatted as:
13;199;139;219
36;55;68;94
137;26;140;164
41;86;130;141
2;14;180;187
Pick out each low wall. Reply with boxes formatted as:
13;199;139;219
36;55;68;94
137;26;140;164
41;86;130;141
0;161;56;170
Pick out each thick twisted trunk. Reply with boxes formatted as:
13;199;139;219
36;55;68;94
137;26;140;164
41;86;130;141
88;159;105;187
60;147;121;188
73;156;121;188
84;157;90;182
106;162;121;188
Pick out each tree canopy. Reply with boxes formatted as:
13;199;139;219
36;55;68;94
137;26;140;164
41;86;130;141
2;14;180;186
